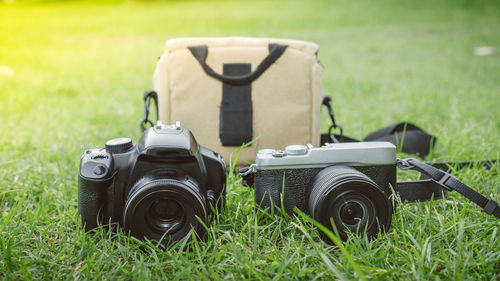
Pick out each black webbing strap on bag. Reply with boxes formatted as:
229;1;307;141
320;96;436;157
140;90;158;131
364;123;436;156
220;64;253;145
188;43;288;146
396;158;499;218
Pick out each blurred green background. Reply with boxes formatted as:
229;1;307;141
1;0;499;156
0;0;499;280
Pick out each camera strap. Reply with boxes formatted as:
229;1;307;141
396;158;499;218
319;96;498;217
321;96;436;157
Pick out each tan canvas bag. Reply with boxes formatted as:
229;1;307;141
152;37;323;164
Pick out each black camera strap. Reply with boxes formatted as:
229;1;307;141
394;159;498;203
321;96;436;157
396;158;499;218
320;96;499;217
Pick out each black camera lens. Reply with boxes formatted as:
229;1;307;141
308;166;392;242
123;177;207;245
340;202;363;225
147;199;185;232
334;193;376;233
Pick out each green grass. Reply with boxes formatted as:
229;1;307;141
1;0;499;279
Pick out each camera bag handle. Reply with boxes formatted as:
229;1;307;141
397;158;499;218
187;44;288;86
188;43;288;146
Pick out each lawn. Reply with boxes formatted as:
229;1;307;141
0;0;499;280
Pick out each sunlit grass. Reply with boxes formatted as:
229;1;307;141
0;0;499;279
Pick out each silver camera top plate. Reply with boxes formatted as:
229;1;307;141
255;142;396;170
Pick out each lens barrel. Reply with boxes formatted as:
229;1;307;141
308;166;392;242
123;177;207;245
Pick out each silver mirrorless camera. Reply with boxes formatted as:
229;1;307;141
243;142;397;242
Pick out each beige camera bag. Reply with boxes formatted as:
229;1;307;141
153;37;323;165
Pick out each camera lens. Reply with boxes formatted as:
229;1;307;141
123;177;207;245
147;199;185;232
308;166;392;242
334;193;376;233
150;199;183;223
339;200;369;226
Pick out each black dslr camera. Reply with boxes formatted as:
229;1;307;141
242;142;396;242
78;122;226;245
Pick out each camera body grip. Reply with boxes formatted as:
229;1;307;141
78;175;114;231
78;148;114;231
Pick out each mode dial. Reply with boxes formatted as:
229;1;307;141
105;137;133;153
